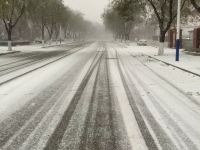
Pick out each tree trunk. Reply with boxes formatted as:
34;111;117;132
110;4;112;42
158;31;166;55
64;29;67;39
7;29;12;41
126;34;130;41
7;28;12;51
42;24;45;47
45;26;53;41
191;0;200;13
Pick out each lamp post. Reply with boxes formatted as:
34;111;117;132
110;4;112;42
176;0;181;61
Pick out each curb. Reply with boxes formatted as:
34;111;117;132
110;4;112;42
42;42;75;48
147;55;200;78
42;44;63;48
0;51;20;56
183;51;200;56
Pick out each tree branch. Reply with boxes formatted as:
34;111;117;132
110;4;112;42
146;0;162;23
191;0;200;13
12;2;26;28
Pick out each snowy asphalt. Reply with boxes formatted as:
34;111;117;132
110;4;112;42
0;42;200;150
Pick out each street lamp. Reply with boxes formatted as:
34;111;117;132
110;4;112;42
176;0;181;61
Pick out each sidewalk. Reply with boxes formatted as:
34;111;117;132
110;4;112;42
0;49;19;56
0;40;75;54
124;42;200;76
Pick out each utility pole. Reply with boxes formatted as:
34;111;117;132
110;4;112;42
176;0;181;61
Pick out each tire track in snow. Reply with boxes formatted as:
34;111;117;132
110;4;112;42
44;51;104;150
0;48;97;149
0;44;88;86
79;49;118;150
125;55;199;150
0;44;100;149
0;42;86;67
134;55;200;107
0;43;87;74
114;51;160;150
56;50;103;150
116;48;199;149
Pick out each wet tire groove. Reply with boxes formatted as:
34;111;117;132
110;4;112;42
116;51;185;150
134;55;200;107
44;51;103;150
128;55;199;150
79;48;117;150
0;52;93;148
0;45;88;86
115;52;159;150
0;45;86;77
78;55;103;150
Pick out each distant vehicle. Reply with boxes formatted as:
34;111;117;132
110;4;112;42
137;39;147;46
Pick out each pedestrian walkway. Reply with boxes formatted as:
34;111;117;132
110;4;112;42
123;42;200;77
0;49;19;56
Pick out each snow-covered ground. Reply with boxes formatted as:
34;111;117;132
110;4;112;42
0;43;98;121
119;42;200;75
0;50;19;55
108;43;200;149
0;41;200;150
0;40;76;53
113;42;200;98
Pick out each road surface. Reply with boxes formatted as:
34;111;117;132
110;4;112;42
0;42;199;150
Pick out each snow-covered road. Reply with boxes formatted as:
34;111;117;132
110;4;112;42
0;42;200;150
110;43;200;150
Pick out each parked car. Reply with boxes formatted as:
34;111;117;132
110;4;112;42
137;39;147;46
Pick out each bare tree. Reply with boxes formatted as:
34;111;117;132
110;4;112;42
190;0;200;13
44;0;65;41
27;0;50;46
103;0;144;41
0;0;95;47
0;0;26;50
146;0;187;55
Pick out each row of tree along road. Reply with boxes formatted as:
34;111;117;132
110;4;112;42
0;0;98;50
103;0;200;55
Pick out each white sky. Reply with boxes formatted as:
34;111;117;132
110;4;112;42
64;0;109;24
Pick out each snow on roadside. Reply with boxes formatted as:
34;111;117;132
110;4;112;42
0;40;76;53
0;43;98;122
114;45;200;149
0;50;19;55
120;42;200;76
114;42;200;100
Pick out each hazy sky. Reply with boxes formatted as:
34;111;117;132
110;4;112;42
64;0;109;24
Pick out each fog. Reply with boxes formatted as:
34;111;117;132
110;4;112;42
64;0;110;24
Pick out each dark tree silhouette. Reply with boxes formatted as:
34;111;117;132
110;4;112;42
0;0;26;50
190;0;200;13
146;0;187;55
